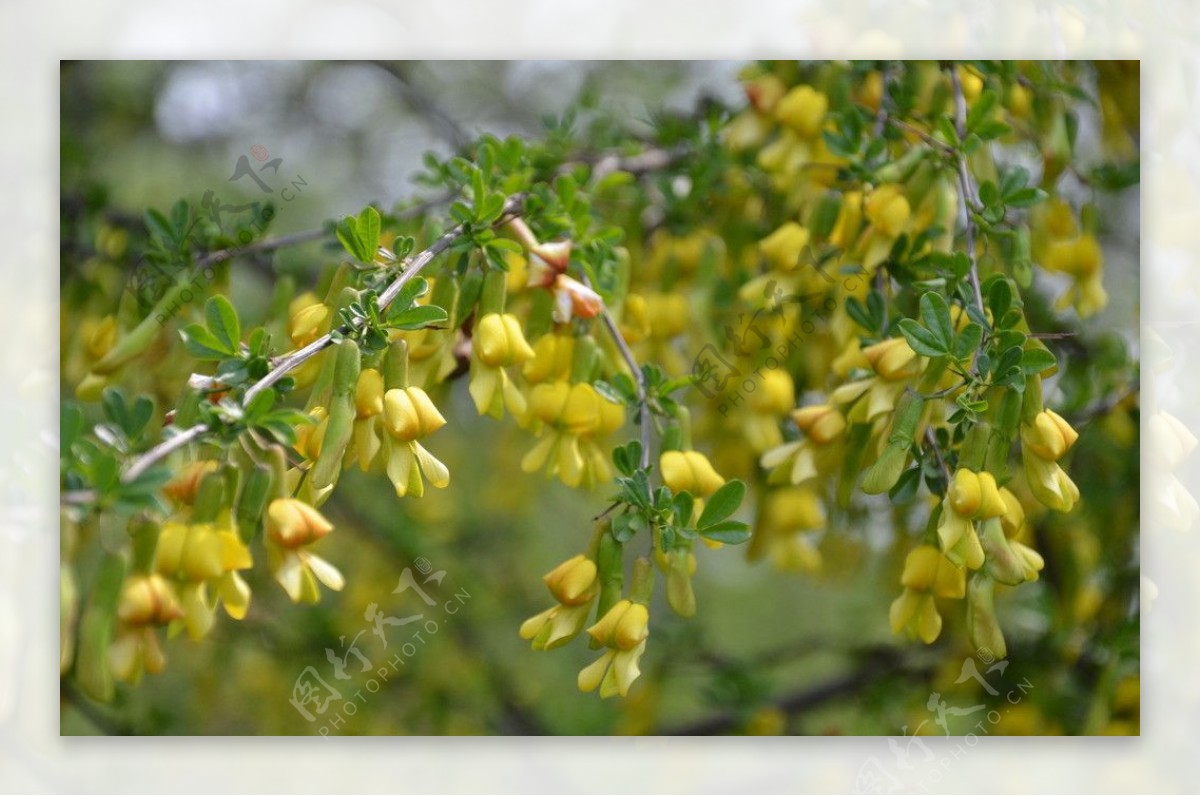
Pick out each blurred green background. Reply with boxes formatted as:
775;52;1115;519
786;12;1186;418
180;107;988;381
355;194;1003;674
59;61;1139;736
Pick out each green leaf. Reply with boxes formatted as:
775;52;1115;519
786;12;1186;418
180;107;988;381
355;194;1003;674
594;380;627;408
899;318;948;357
954;322;984;361
144;208;175;244
919;292;955;352
388;304;448;331
966;90;999;133
973;119;1011;141
1004;187;1047;208
673;490;695;526
611;440;641;477
889;465;922;503
179;324;233;359
1020;347;1057;374
61;403;84;457
697;520;751;545
336;216;365;262
355;206;381;260
987;278;1013;321
204;295;241;355
697;479;745;530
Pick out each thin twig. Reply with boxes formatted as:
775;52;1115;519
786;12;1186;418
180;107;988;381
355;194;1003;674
948;64;986;316
924;426;951;481
195;227;327;270
118;195;527;483
370;61;472;152
590;282;653;471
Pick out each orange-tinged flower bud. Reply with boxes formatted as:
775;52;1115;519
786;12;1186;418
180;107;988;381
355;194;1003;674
163;461;218;505
267;498;333;548
531;239;572;274
118;574;183;626
745;73;787;114
792;404;845;444
543;554;599;606
862;337;921;380
355;369;384;418
775;85;828;137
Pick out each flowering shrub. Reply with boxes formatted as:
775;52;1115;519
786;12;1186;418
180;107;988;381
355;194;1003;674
60;60;1139;734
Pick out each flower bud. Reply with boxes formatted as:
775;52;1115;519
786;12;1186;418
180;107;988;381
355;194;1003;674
862;337;921;380
163;461;218;505
792;404;845;444
543;554;599;606
289;302;330;347
750;370;795;415
118;574;183;626
355;369;384;418
266;498;333;548
745;73;787;114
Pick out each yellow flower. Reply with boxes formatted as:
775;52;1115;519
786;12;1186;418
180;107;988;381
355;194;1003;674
889;545;966;644
522;382;625;488
775;85;828;138
265;499;344;604
542;554;599;606
469;312;535;418
380;387;450;496
862;337;923;381
659;450;725;497
154;519;253;639
758;222;811;272
110;573;181;683
578;600;651;698
792;404;846;445
1023;452;1080;513
1021;409;1079;461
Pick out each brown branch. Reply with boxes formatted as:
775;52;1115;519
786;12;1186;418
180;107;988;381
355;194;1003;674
117;195;526;484
370;61;472;153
